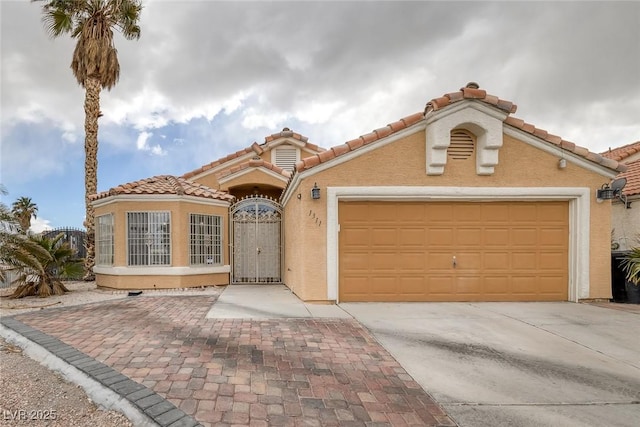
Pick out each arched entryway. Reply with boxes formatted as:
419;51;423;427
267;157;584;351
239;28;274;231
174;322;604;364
231;196;282;283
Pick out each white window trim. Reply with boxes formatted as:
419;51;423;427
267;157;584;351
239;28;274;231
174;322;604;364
327;186;590;303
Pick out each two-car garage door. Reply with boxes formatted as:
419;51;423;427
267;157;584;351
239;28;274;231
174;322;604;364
338;201;569;302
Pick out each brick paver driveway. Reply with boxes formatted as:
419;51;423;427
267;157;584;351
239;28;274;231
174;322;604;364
10;295;454;427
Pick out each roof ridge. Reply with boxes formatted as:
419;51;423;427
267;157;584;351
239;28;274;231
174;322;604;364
601;141;640;162
91;175;235;202
294;83;625;174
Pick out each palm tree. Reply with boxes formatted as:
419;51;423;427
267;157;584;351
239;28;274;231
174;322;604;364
8;233;83;298
36;0;142;280
11;197;38;234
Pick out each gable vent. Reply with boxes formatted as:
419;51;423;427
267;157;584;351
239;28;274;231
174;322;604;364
274;147;299;171
448;130;475;160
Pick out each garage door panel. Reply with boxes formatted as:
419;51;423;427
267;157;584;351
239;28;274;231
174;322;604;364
456;228;483;246
396;204;426;222
399;228;426;246
399;252;425;270
455;204;481;222
484;252;510;270
539;252;566;269
484;277;510;294
510;204;539;221
512;252;538;269
371;276;397;294
456;276;482;294
482;205;511;222
539;228;567;246
456;252;482;270
429;252;454;269
485;228;510;246
429;228;454;245
429;276;454;293
342;228;370;246
372;228;397;246
370;204;398;222
339;201;568;302
341;252;369;270
370;252;397;271
399;277;426;294
511;228;538;246
428;204;455;222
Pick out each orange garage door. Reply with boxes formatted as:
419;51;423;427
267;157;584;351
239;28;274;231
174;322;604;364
339;201;569;302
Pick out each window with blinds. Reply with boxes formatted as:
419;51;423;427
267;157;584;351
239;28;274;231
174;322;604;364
127;212;171;266
96;214;114;266
448;130;475;160
273;147;299;171
189;214;222;266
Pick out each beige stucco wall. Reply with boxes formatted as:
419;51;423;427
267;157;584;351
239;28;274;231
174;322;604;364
93;198;230;289
219;169;287;193
283;129;614;301
612;198;640;251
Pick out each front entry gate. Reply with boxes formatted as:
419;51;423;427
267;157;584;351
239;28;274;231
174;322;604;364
231;196;282;283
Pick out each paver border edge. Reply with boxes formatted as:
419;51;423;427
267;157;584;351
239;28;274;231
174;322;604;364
0;319;202;427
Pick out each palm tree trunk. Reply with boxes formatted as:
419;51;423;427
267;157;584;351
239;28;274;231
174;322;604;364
82;76;100;281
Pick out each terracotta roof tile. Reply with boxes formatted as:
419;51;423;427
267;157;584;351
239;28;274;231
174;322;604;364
601;141;640;162
346;138;364;151
291;83;624;174
425;82;517;115
618;159;640;197
91;176;235;202
251;142;264;155
264;127;309;144
504;115;626;172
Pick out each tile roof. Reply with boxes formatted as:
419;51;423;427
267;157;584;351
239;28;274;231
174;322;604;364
90;175;235;202
294;83;626;174
216;158;292;180
617;159;640;197
601;141;640;162
182;128;322;180
602;142;640;197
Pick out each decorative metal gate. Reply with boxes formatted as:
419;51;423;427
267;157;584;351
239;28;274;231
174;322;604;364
231;196;282;284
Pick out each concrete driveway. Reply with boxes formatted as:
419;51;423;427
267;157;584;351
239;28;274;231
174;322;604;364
340;302;640;427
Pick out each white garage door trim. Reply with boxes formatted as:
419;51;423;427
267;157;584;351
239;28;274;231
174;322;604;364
327;186;590;303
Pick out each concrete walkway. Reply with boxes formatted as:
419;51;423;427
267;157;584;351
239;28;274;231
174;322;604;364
206;285;351;319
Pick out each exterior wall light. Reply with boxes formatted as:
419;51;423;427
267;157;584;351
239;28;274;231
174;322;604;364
311;183;321;200
596;184;615;201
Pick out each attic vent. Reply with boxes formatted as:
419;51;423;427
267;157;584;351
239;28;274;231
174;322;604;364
274;147;299;171
448;130;475;160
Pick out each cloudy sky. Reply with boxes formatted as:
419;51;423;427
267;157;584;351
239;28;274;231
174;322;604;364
1;0;639;232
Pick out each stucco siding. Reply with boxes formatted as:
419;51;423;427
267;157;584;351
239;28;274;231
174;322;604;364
284;128;614;301
94;199;231;289
612;201;640;251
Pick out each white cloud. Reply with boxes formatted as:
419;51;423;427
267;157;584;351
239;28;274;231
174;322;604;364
135;131;167;156
30;217;53;234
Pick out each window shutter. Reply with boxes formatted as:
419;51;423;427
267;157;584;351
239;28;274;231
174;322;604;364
448;130;475;160
274;147;298;171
